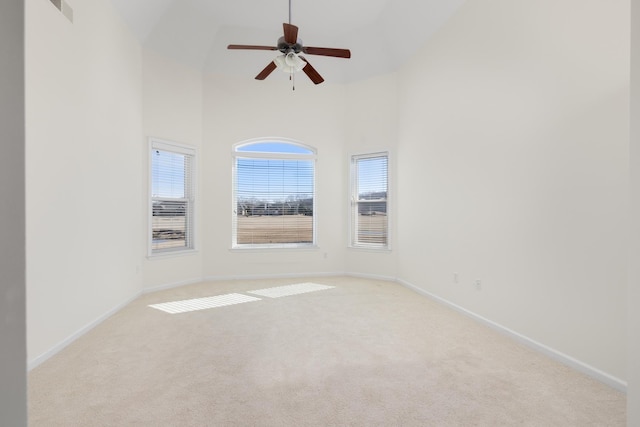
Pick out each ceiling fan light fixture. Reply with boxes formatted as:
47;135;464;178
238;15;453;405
274;52;306;74
227;0;350;85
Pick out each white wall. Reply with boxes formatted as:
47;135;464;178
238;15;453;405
396;0;629;383
201;75;348;280
25;0;144;366
141;50;204;290
0;1;27;424
629;0;640;423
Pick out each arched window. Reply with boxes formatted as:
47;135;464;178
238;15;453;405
232;139;316;248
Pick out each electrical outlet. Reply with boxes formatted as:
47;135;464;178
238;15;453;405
475;279;482;290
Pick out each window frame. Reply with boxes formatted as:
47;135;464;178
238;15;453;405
231;138;317;250
148;137;197;257
349;151;390;250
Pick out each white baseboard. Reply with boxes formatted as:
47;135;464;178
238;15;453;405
142;277;204;294
346;271;397;283
396;278;627;393
28;291;141;371
202;271;343;282
144;273;344;294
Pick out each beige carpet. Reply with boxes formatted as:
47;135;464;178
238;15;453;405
28;276;625;426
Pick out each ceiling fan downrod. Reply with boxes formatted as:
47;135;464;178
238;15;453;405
227;0;349;86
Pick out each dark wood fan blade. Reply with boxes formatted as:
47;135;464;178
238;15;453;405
303;47;351;58
228;44;277;51
283;23;299;44
255;61;278;80
299;56;324;85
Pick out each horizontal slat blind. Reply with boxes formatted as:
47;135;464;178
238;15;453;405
236;158;314;245
151;142;195;253
233;141;315;247
352;153;388;247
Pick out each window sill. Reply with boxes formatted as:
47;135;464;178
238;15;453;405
347;245;392;253
147;249;199;260
229;244;319;253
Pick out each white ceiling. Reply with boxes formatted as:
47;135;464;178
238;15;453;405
109;0;466;83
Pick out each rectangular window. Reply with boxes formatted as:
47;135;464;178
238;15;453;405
350;152;389;248
150;139;195;255
233;141;315;248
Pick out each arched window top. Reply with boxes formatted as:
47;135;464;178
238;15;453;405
232;138;316;248
235;139;315;156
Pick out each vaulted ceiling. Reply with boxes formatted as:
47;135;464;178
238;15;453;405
109;0;466;83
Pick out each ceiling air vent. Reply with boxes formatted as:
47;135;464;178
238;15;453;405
49;0;73;23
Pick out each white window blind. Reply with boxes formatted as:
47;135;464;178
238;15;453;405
150;139;195;254
233;141;315;248
351;152;388;248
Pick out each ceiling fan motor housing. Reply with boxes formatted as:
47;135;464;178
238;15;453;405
228;21;349;85
277;36;303;54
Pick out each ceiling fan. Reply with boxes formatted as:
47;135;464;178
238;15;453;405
227;0;351;87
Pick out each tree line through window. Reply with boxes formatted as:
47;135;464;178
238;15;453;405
351;153;389;248
150;139;195;255
233;141;316;247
